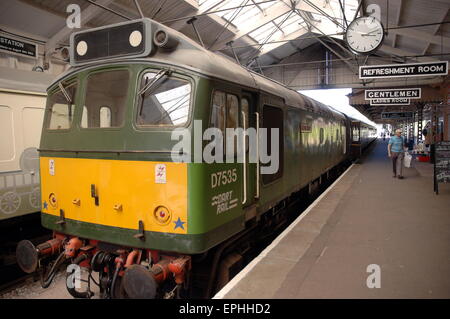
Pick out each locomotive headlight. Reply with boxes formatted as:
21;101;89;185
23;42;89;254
76;41;88;56
129;30;143;47
154;206;171;225
49;193;58;208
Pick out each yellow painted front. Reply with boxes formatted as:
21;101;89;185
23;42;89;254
40;157;187;234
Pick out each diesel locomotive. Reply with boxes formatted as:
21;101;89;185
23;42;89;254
16;18;376;298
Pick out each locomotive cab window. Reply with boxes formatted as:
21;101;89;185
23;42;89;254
82;70;129;128
45;81;77;130
137;72;191;126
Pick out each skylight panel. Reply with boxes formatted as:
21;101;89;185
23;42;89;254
249;20;282;43
221;0;253;22
277;13;304;36
198;0;226;12
200;0;280;28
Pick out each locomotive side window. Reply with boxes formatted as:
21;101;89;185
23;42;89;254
226;95;239;129
82;70;129;128
210;91;243;157
226;94;239;156
137;72;191;126
46;82;77;130
262;105;283;184
352;124;360;142
211;91;226;132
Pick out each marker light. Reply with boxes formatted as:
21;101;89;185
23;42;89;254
76;41;88;56
129;30;143;47
154;206;171;225
49;193;58;208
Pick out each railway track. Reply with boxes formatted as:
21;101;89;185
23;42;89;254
0;214;51;297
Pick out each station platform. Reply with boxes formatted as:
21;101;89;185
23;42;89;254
215;139;450;299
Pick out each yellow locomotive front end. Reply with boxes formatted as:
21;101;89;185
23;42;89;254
40;157;188;238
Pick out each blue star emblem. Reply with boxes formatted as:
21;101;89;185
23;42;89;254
43;201;48;210
173;217;186;230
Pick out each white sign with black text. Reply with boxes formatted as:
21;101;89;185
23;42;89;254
359;61;448;79
370;98;410;106
365;88;421;100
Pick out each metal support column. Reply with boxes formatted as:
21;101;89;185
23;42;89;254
417;103;424;144
404;119;407;138
409;115;414;141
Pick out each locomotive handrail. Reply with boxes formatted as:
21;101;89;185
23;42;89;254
37;149;186;155
242;110;247;205
255;112;260;199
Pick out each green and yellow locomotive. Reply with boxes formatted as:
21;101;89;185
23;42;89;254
16;18;375;298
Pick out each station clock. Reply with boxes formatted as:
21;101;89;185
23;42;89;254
345;16;385;54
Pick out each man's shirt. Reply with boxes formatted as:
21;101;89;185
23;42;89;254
389;135;404;153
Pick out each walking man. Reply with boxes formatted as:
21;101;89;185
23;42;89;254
388;129;407;179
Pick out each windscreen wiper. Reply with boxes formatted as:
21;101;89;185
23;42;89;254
138;69;169;96
138;69;169;116
58;82;72;104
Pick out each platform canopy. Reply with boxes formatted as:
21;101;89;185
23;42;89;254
1;0;447;70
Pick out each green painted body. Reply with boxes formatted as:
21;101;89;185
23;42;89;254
40;59;372;254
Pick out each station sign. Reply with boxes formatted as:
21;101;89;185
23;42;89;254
370;98;410;106
381;112;414;119
365;88;421;100
0;34;37;59
359;61;448;79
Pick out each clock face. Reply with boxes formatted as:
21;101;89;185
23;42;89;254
345;16;384;54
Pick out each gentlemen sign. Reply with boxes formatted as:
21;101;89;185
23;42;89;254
381;112;414;119
365;88;421;100
360;61;448;79
370;98;410;106
0;35;37;58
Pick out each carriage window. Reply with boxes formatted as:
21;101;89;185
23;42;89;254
82;70;129;128
46;82;77;130
0;106;14;160
137;72;191;126
352;125;360;142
